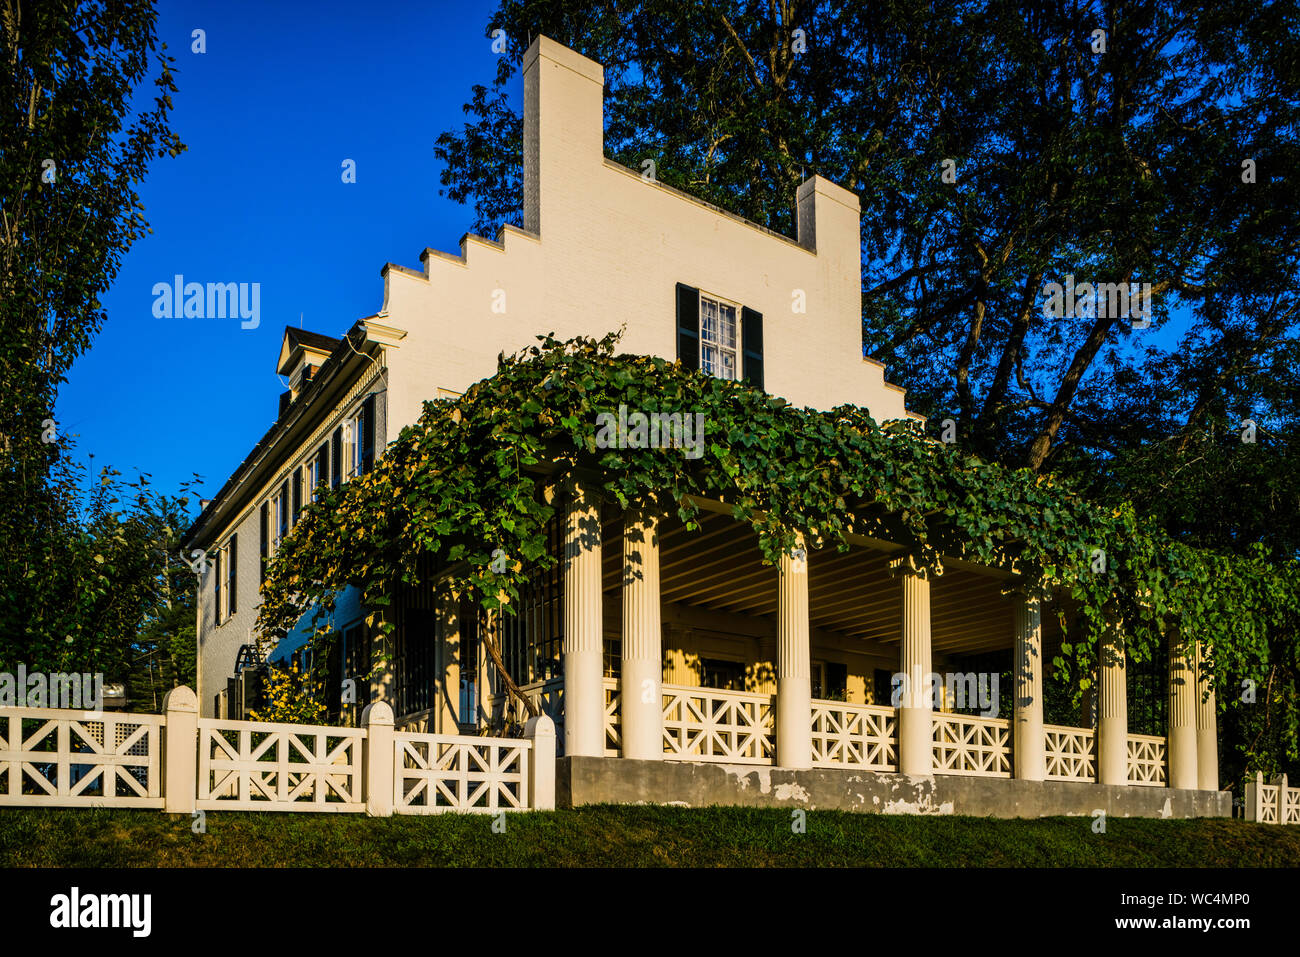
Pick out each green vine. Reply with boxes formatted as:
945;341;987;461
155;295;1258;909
256;332;1300;757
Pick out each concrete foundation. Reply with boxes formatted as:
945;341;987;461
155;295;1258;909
556;756;1232;818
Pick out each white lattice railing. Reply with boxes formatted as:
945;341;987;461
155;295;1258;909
932;712;1011;777
603;677;621;757
0;708;164;808
197;718;365;812
810;701;897;771
1126;733;1167;787
662;684;773;764
1285;784;1300;826
393;732;530;813
1044;724;1096;782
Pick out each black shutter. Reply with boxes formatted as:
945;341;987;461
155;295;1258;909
316;443;329;494
228;534;237;615
331;426;343;488
292;468;302;522
361;394;376;473
214;548;222;623
259;503;268;582
741;306;764;389
279;481;289;538
676;283;699;370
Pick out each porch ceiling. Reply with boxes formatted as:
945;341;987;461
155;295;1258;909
599;511;1025;655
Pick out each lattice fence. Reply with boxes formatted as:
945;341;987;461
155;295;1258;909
1125;734;1167;787
196;719;364;812
393;733;529;813
1044;724;1095;782
603;678;621;757
1285;784;1300;826
931;713;1011;777
810;701;897;771
662;684;773;764
0;709;163;808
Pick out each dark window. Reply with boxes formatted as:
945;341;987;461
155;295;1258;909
874;668;896;707
812;660;847;701
459;597;479;725
701;657;746;691
292;468;303;523
499;517;564;685
278;481;289;540
741;306;764;389
331;426;343;488
603;637;621;679
675;282;700;370
227;535;237;617
315;443;329;498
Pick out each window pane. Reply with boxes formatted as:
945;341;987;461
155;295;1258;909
719;304;736;348
721;350;736;380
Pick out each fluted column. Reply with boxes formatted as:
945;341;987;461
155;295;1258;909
1013;594;1045;781
1097;613;1129;786
1167;627;1198;789
776;539;812;769
1196;639;1219;791
620;509;662;760
896;561;933;776
562;481;604;757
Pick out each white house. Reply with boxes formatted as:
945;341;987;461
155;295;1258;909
182;37;1227;817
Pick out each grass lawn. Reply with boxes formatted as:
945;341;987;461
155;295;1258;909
2;805;1298;867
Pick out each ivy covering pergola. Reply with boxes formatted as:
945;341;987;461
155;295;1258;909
256;333;1300;721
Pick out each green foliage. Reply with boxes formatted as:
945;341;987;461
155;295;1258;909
0;1;188;692
257;333;1300;768
248;661;326;725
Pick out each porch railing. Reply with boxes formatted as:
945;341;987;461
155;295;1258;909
810;700;897;771
1125;733;1167;787
661;683;773;764
931;712;1011;777
1044;724;1095;782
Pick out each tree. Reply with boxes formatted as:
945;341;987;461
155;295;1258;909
433;0;1300;781
0;0;187;683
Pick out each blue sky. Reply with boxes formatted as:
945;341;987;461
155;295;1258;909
56;0;508;507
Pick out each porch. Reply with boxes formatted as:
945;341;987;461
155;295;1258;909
465;484;1225;814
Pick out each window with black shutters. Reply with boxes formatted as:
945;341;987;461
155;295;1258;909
677;284;765;389
331;426;342;488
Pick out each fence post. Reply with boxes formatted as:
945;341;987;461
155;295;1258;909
362;700;394;817
525;713;556;811
162;686;198;814
1276;773;1289;825
1243;771;1262;821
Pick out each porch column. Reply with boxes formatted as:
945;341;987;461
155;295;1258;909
1097;614;1128;786
621;509;663;760
896;561;933;776
1196;640;1219;791
1167;627;1198;790
1013;594;1045;781
563;481;604;757
776;539;812;769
